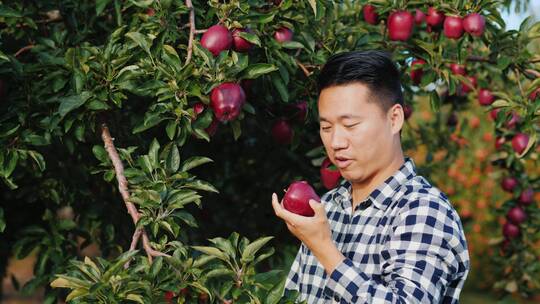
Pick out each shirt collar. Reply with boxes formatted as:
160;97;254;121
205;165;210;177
331;157;417;211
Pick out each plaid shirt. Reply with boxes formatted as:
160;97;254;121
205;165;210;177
284;157;470;303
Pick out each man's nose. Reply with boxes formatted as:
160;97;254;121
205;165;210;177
330;127;348;150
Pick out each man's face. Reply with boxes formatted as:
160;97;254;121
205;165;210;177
318;83;402;184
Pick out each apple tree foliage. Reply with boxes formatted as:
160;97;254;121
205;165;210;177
0;0;539;302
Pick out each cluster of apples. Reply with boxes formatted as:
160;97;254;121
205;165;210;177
190;24;294;136
363;5;486;41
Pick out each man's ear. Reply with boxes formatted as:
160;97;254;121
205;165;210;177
388;103;404;135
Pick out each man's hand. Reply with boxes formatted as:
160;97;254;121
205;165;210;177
272;193;345;274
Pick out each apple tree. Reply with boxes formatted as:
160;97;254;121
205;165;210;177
0;0;539;302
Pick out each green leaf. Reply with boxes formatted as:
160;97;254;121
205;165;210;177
183;180;218;193
281;41;305;49
65;288;88;301
191;246;229;262
237;32;261;47
208;237;236;259
125;294;144;304
166;144;180;173
241;236;274;264
96;0;112;15
172;211;198;227
241;64;278;79
231;120;241;140
57;92;91;118
429;91;440;112
205;268;235;279
306;0;317;15
0;50;9;62
92;145;109;163
27;151;45;171
148;138;160;168
150;256;163;277
0;6;23;17
180;156;213;171
271;74;289;102
126;32;153;56
265;274;287;304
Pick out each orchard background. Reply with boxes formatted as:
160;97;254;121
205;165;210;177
0;0;539;303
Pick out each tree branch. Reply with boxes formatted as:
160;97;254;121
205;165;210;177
295;59;311;77
100;123;170;262
525;69;540;78
185;0;196;65
15;45;35;57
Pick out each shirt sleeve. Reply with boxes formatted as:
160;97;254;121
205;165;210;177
323;199;470;303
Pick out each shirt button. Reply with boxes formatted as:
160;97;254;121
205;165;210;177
334;295;340;302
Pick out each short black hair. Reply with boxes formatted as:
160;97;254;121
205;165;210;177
317;50;404;113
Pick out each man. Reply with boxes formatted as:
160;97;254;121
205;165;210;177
271;50;470;303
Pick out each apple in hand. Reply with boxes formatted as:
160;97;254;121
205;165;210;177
283;181;321;217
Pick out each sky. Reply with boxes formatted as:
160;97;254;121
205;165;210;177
500;1;540;30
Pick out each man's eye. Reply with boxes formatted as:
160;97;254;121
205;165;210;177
345;123;359;128
321;126;331;131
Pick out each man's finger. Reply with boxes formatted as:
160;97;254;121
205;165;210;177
272;193;283;217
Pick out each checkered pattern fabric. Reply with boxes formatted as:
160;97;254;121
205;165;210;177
284;157;470;303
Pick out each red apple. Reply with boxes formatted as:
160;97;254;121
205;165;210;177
410;59;426;85
283;181;321;217
426;7;445;27
201;25;232;56
519;188;535;205
388;10;414;41
363;5;379;25
478;89;494;106
146;8;156;16
490;108;501;121
461;76;477;93
320;157;341;190
506;112;521;129
290;101;308;123
271;119;294;145
192;102;205;120
232;28;254;52
444;16;464;39
210;82;246;122
164;291;175;303
403;104;413;120
463;13;485;37
507;206;527;224
414;9;426;25
450;63;466;75
511;133;529;154
274;26;293;43
495;136;505;150
529;88;540;100
501;177;518;192
502;221;520;239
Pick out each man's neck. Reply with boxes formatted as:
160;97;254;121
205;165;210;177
351;154;405;207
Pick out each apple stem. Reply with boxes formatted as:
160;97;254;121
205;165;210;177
185;0;196;65
101;123;170;264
